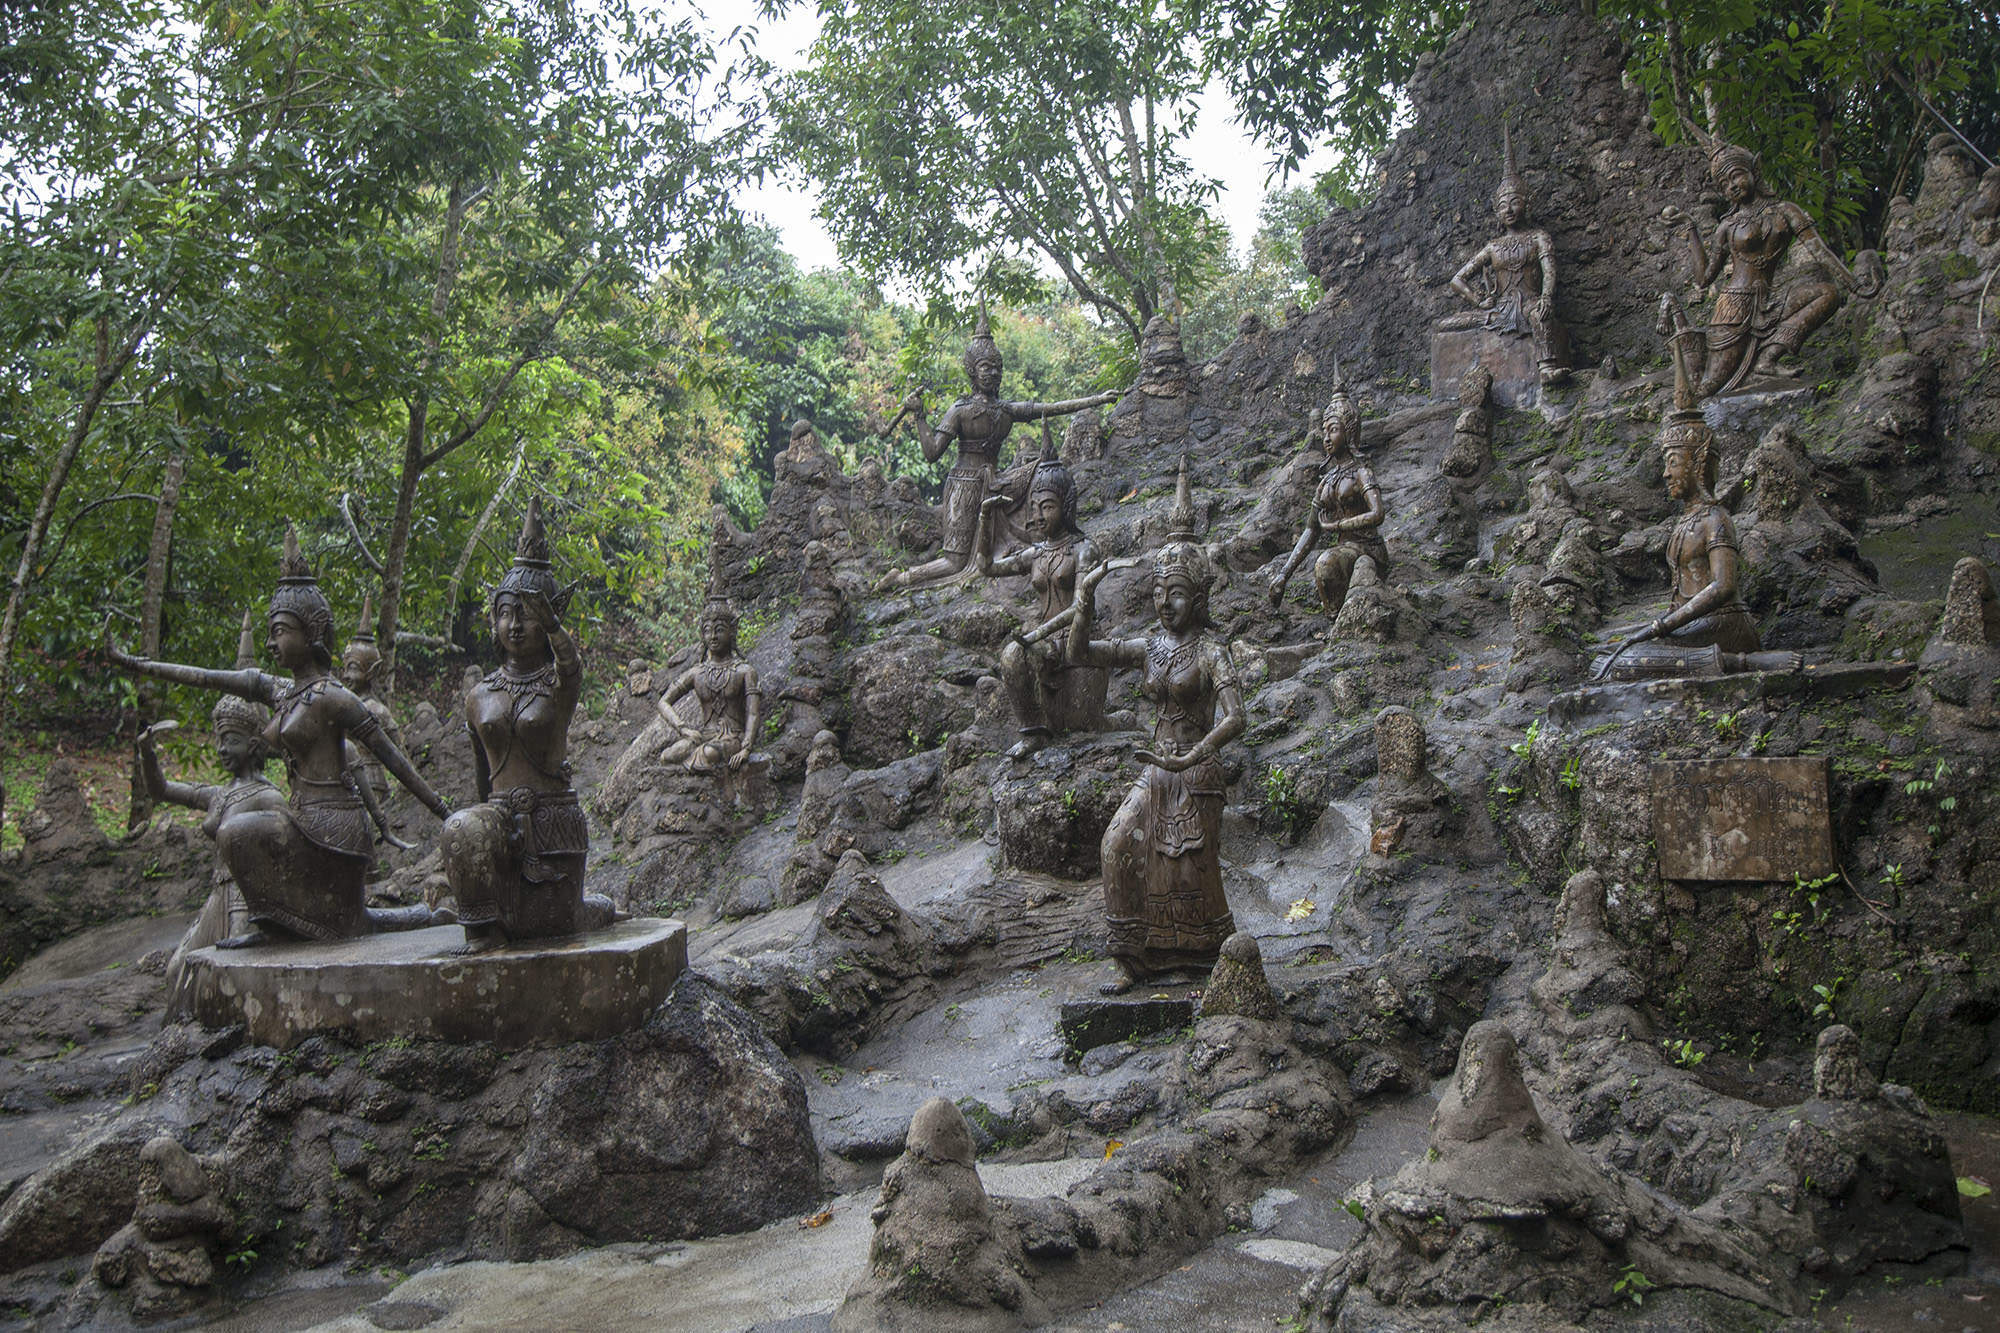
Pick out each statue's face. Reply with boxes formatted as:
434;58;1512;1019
340;651;376;693
1495;189;1526;226
493;593;548;663
1663;446;1700;501
969;353;1001;395
701;616;737;658
1324;413;1353;457
267;612;311;669
214;728;261;775
1024;489;1065;541
1155;575;1198;632
1721;165;1757;205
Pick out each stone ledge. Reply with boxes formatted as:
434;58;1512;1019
1552;660;1917;723
181;918;687;1050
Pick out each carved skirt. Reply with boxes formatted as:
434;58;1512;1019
455;787;590;939
938;463;995;559
216;778;371;941
1103;757;1234;974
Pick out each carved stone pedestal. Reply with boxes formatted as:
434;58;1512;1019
1430;327;1559;409
180;917;687;1049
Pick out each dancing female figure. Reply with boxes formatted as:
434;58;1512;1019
1068;462;1245;994
109;531;448;947
440;499;614;952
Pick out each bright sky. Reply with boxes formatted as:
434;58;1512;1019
727;4;1340;274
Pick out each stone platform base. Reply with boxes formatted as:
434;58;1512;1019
180;918;687;1049
1430;325;1557;409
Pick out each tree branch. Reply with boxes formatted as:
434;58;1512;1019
340;491;386;573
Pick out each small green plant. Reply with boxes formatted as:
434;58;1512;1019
1341;1197;1365;1222
1613;1263;1656;1305
1060;787;1079;820
1262;763;1311;841
224;1245;258;1269
1880;862;1906;890
1509;718;1542;759
1558;754;1582;791
1810;977;1844;1021
1662;1037;1707;1069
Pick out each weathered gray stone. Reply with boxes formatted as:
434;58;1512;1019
180;919;687;1050
1197;933;1280;1022
1060;997;1194;1057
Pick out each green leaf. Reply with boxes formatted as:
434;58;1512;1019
1959;1176;1992;1199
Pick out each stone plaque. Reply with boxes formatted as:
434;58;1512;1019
1430;327;1544;409
1649;757;1835;882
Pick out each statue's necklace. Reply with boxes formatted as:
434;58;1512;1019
493;662;557;701
1148;634;1199;677
697;659;737;694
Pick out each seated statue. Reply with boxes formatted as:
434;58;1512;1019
1269;367;1389;618
1438;121;1570;386
440;500;615;952
1595;341;1804;680
1659;137;1883;397
973;433;1110;761
656;594;767;802
109;529;448;947
877;310;1120;592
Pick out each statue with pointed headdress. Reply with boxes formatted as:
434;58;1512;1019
973;424;1111;760
655;588;766;796
876;308;1122;592
439;499;615;952
1067;460;1246;994
1269;362;1390;618
1591;335;1804;680
1439;119;1571;386
109;531;449;947
338;591;402;806
1659;134;1883;397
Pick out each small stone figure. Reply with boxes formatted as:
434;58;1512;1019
1937;557;2000;647
1069;461;1246;994
974;431;1109;761
140;616;280;1005
108;529;448;946
1594;344;1804;680
655;594;766;800
440;499;614;952
1439;363;1494;479
1269;365;1389;619
92;1137;235;1322
876;310;1120;591
1369;706;1454;858
1196;931;1280;1021
1438;121;1570;386
338;591;401;805
1659;138;1883;397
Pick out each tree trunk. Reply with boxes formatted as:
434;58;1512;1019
0;312;145;825
127;448;186;831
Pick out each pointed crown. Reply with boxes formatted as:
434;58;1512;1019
494;495;563;611
342;591;382;672
1027;419;1076;522
1152;454;1214;621
1493;116;1528;209
1322;356;1361;444
1660;324;1718;487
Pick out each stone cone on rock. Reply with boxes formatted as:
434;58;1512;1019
1197;931;1280;1021
833;1097;1048;1332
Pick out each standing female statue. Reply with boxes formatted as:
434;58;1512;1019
1269;368;1389;619
973;433;1109;761
1438;120;1570;385
1068;462;1246;995
877;310;1120;592
1660;139;1882;397
108;530;449;947
440;499;615;952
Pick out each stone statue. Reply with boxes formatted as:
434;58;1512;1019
91;1137;235;1322
1660;137;1883;397
338;591;401;806
141;612;275;977
974;429;1109;761
1438;120;1570;386
1593;342;1803;680
440;499;614;952
876;310;1120;591
1269;365;1389;618
655;593;766;801
1068;460;1246;994
108;529;448;946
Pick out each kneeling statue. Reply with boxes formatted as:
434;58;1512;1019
441;499;615;952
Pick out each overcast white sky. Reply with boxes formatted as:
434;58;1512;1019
725;3;1340;274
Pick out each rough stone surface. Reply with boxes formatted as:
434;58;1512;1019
1197;932;1280;1022
1059;998;1195;1056
180;919;688;1050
